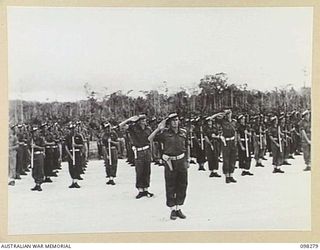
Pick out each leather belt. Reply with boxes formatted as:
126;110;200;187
162;153;185;161
34;151;44;155
136;145;150;151
225;136;235;141
240;138;249;141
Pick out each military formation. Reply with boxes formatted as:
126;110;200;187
8;109;311;220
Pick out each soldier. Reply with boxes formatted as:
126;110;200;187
116;124;127;159
149;117;162;165
120;114;154;199
279;115;291;165
101;122;119;185
218;109;237;183
97;126;104;160
76;122;87;176
8;125;19;186
148;113;188;220
294;111;303;155
124;121;135;167
43;123;57;183
16;124;29;178
269;116;285;173
204;115;222;178
30;127;45;191
186;118;196;164
252;115;266;167
299;110;311;171
237;114;253;176
64;123;84;188
52;122;63;170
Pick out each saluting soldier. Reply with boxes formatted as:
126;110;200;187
218;109;237;183
299;110;311;171
64;123;84;188
101;122;119;185
149;113;188;220
30;126;45;191
237;114;253;176
120;114;154;199
204;115;222;178
269;116;285;173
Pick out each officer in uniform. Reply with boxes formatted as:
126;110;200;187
65;123;84;188
204;115;222;178
299;110;311;171
218;110;237;183
101;122;119;185
237;114;253;176
30;127;45;191
269;116;285;173
149;113;188;220
120;114;154;199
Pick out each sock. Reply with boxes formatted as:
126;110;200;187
138;188;143;192
176;205;181;210
170;206;176;211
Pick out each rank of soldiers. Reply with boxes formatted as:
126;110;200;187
8;109;311;220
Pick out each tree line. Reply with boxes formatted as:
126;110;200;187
9;73;311;126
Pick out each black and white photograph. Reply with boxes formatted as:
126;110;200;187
7;6;312;235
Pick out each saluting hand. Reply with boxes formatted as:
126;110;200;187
130;115;139;122
157;119;167;130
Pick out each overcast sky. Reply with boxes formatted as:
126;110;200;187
7;7;313;102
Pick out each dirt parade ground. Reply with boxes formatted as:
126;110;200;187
8;153;310;235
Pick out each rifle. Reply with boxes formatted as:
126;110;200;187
72;136;75;166
259;125;263;149
30;137;34;169
108;137;112;165
200;125;204;150
245;128;249;157
278;126;282;153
